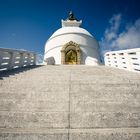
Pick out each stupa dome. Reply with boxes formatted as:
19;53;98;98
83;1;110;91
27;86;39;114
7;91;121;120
49;26;93;39
44;12;100;65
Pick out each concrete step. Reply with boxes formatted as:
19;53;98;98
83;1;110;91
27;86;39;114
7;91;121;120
0;65;140;139
0;128;140;140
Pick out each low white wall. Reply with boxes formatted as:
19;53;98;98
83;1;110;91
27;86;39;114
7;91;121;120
104;48;140;72
0;48;36;71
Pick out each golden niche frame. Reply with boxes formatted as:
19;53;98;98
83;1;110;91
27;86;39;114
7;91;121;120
61;41;81;65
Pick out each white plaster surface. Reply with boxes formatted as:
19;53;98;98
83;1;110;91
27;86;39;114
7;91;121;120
44;20;100;65
104;48;140;72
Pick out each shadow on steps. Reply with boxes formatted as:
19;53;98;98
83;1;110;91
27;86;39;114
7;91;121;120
0;65;43;80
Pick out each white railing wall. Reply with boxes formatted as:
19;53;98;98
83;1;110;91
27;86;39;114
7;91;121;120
0;48;36;71
104;48;140;72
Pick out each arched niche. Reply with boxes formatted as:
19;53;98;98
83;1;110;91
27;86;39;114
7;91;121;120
61;41;81;64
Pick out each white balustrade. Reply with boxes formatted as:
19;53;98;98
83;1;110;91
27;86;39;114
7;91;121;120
0;48;36;71
104;48;140;72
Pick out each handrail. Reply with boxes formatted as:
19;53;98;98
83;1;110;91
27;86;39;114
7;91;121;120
0;48;37;71
104;48;140;72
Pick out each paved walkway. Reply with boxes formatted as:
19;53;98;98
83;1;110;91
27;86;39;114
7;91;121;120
0;65;140;140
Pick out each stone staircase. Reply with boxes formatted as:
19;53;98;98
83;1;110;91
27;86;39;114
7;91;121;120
0;65;140;140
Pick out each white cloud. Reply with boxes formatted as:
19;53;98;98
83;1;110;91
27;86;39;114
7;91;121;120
115;19;140;49
100;14;140;56
100;14;122;54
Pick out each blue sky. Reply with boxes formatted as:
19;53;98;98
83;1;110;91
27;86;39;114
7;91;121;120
0;0;140;55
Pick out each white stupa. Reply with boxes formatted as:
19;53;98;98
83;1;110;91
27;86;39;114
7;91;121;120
44;11;100;65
